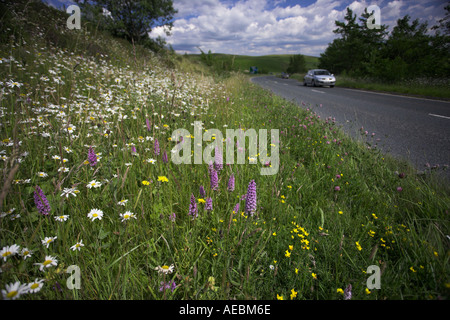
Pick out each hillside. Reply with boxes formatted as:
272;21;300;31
1;0;449;302
186;53;319;74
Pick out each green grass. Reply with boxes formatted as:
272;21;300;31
334;75;450;100
1;0;449;301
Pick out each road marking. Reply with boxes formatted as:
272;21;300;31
429;113;450;120
343;88;450;103
311;89;325;94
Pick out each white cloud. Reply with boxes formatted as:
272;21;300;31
150;0;447;56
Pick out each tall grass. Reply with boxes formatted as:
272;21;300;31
0;0;449;301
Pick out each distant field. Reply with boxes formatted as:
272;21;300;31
186;53;319;74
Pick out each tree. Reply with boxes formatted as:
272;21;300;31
432;3;450;36
382;15;435;78
75;0;177;46
319;7;389;75
286;54;306;74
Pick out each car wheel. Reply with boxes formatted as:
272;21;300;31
312;80;316;87
330;85;334;88
303;81;307;86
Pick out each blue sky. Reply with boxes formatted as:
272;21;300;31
48;0;448;56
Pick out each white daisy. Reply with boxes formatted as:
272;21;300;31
70;240;84;251
0;244;20;261
41;236;57;248
37;171;48;178
61;187;78;198
120;211;137;222
26;278;44;293
20;247;32;260
87;208;103;221
117;199;128;206
1;281;28;300
54;214;69;222
86;179;102;189
34;255;58;271
154;264;174;275
6;80;23;88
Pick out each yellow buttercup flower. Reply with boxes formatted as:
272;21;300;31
157;176;169;183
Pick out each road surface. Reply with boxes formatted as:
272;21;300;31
251;76;450;179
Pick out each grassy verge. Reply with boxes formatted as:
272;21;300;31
277;73;450;101
331;75;450;100
1;0;449;301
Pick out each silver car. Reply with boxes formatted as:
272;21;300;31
303;69;335;87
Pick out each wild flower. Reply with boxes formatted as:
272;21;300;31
159;280;177;292
154;138;160;156
155;264;174;275
146;118;151;131
88;146;97;166
189;194;198;219
34;255;58;271
26;279;45;294
214;147;223;172
120;211;137;222
232;203;240;214
117;199;128;206
70;240;84;251
227;174;235;192
162;150;168;163
344;284;352;300
6;80;23;88
2;281;28;300
87;208;103;221
54;215;69;222
1;244;20;261
209;166;218;190
86;180;102;189
199;185;206;197
34;186;51;215
245;179;257;215
41;236;57;248
157;176;169;183
20;247;32;260
290;289;298;300
205;197;213;212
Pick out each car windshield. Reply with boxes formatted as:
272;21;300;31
314;70;331;75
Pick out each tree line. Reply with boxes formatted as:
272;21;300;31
73;0;177;53
318;4;450;82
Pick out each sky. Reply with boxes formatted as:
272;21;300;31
48;0;448;57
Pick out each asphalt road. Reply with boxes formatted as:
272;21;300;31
251;75;450;179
